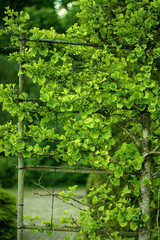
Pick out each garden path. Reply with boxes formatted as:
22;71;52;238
23;188;86;240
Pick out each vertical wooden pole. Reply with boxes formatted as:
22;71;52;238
17;33;26;240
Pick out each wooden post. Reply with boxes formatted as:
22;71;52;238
17;33;26;240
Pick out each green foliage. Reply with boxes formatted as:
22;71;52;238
0;156;16;188
1;0;160;239
0;187;17;240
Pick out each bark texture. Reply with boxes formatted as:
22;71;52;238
139;112;151;240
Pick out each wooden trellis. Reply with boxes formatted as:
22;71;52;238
16;33;140;240
16;33;113;240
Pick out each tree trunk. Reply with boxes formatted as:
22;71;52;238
139;111;151;240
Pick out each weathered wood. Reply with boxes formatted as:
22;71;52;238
23;224;138;237
24;165;112;174
17;33;26;240
19;38;102;48
24;224;79;232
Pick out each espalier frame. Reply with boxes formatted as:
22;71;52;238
17;33;115;240
16;31;160;240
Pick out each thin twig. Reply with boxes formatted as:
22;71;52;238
34;183;52;195
71;216;81;229
152;170;160;179
153;123;160;131
100;220;114;240
143;151;160;158
153;142;160;152
116;123;141;147
34;183;87;211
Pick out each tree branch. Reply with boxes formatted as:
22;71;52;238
34;183;87;212
153;142;160;152
152;170;160;179
116;123;141;147
143;151;160;158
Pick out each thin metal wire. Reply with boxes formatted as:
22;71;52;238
50;170;56;229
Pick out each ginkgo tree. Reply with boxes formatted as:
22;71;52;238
0;0;160;240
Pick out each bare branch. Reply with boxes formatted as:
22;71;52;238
34;183;87;211
153;123;160;131
100;220;114;240
34;183;52;195
143;151;160;158
116;123;141;147
71;216;81;229
153;142;160;152
152;170;160;179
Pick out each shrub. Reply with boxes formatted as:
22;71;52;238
0;187;17;240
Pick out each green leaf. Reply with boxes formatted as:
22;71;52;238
121;186;131;196
66;104;73;111
63;210;68;215
27;145;33;152
46;230;52;237
33;144;43;154
132;158;142;170
92;195;99;205
10;135;17;145
111;177;120;186
150;201;156;208
114;167;123;178
90;130;99;139
98;206;104;211
119;221;128;227
22;151;32;158
130;221;138;231
74;84;81;93
142;179;151;186
84;118;95;128
102;131;111;140
24;12;30;20
60;216;68;224
64;236;71;240
26;71;33;79
109;163;115;171
142;213;149;222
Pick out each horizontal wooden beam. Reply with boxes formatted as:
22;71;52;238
24;224;79;232
23;224;138;236
23;165;112;174
19;38;103;48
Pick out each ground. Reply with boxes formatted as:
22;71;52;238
23;187;86;240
